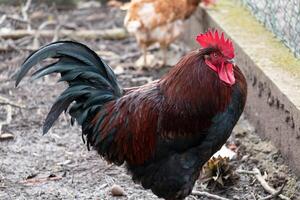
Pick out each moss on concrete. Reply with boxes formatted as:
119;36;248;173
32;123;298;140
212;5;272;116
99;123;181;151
209;0;300;77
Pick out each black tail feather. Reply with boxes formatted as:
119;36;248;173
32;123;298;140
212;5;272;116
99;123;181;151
15;41;122;135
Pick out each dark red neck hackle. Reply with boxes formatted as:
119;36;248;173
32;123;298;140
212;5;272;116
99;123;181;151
196;30;234;59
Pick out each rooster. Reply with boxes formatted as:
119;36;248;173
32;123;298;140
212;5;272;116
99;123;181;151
15;30;247;200
124;0;216;66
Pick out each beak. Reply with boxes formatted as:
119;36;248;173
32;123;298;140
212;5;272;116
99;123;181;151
227;58;236;66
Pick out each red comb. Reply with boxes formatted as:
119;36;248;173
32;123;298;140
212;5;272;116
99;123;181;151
202;0;216;6
196;30;234;59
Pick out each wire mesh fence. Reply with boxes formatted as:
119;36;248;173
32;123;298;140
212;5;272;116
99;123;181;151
240;0;300;58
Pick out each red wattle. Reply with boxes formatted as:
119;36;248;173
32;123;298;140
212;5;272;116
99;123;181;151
219;62;235;85
205;59;235;85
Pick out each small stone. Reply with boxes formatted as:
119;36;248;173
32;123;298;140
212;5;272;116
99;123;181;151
57;160;72;166
114;66;125;75
77;1;101;9
0;132;14;141
110;184;125;196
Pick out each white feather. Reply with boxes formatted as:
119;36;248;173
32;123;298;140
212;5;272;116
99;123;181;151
126;20;142;33
138;3;157;29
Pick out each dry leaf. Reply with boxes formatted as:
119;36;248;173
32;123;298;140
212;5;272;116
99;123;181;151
200;156;238;189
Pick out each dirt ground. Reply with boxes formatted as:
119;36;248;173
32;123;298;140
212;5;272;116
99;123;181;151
0;2;299;200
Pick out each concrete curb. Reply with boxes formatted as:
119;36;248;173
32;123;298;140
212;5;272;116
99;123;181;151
184;0;300;176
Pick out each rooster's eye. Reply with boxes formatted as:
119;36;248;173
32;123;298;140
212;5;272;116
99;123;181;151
212;52;218;58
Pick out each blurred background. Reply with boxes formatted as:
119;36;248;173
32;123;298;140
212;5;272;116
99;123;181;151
0;0;299;199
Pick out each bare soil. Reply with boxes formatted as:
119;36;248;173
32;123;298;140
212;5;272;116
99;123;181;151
0;2;299;200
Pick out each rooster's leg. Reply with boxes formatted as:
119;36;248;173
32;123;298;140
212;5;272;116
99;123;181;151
143;47;147;66
162;46;167;66
159;45;168;67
